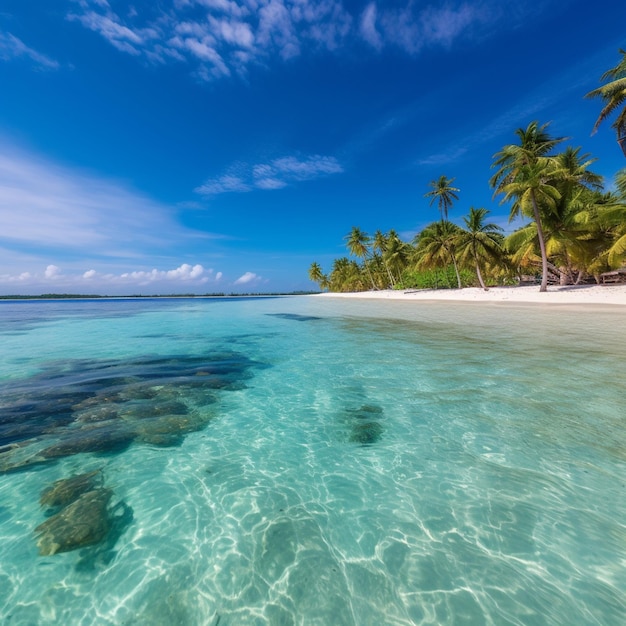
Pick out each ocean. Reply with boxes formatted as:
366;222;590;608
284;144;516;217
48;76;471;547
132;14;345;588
0;296;624;625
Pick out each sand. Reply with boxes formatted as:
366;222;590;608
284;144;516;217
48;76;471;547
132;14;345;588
312;284;626;306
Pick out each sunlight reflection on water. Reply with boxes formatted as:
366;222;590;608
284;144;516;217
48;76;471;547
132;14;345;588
0;297;624;625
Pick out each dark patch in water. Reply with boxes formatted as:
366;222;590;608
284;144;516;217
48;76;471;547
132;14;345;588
266;313;322;322
0;351;263;472
75;498;134;571
349;421;384;445
35;468;134;564
40;469;104;510
41;426;136;459
339;403;385;446
35;488;114;555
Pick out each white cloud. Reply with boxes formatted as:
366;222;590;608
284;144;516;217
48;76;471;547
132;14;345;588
234;271;259;285
359;3;382;51
67;10;156;56
44;264;61;279
195;173;250;194
208;16;255;48
0;32;60;69
359;2;496;55
0;143;208;258
66;1;511;80
120;263;209;283
196;154;343;195
0;263;218;293
67;0;355;79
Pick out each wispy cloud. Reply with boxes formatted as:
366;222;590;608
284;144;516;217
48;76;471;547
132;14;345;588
0;142;218;260
196;154;343;195
359;2;490;55
68;0;352;79
66;1;524;80
0;32;59;69
234;271;261;285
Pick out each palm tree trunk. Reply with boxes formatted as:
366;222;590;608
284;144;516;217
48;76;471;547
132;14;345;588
451;253;462;289
380;256;395;287
475;263;488;290
530;190;549;292
362;258;377;290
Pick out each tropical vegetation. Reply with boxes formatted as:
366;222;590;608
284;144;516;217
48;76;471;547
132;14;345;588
586;48;626;144
308;54;626;293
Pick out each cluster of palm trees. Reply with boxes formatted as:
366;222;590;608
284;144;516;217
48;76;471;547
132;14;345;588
308;51;626;293
309;124;626;293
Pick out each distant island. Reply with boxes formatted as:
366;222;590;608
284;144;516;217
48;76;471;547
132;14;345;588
0;292;319;300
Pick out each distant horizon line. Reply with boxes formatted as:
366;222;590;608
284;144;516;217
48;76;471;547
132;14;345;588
0;292;320;300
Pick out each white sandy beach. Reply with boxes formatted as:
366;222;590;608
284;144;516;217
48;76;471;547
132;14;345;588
313;284;626;306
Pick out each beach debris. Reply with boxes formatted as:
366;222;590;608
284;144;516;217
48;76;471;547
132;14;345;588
35;488;114;556
40;469;103;508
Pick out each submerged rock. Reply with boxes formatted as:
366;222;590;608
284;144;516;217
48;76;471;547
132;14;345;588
346;404;384;419
349;421;384;445
266;313;322;321
35;488;114;555
73;404;120;424
40;469;103;508
41;425;135;459
340;403;385;445
119;400;189;421
134;413;210;446
1;349;261;463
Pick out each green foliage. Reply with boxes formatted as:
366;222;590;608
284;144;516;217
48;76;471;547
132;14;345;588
396;266;475;290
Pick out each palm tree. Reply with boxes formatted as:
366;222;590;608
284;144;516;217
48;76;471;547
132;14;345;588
585;49;626;151
490;121;566;292
329;257;365;292
372;230;395;286
414;220;463;288
544;147;603;282
384;230;411;284
595;169;626;268
308;262;328;290
425;175;460;222
345;226;376;290
457;208;503;290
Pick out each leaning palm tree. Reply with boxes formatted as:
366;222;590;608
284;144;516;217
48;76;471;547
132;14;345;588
457;207;503;290
384;230;411;284
345;226;376;290
308;262;328;290
425;175;460;222
543;147;603;283
490;121;566;292
372;230;395;286
585;49;626;149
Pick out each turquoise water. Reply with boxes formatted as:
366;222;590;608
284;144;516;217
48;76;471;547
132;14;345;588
0;296;624;625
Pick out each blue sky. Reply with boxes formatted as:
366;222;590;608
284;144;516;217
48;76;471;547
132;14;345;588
0;0;624;295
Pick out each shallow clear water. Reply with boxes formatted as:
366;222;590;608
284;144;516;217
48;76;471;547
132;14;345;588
0;296;624;625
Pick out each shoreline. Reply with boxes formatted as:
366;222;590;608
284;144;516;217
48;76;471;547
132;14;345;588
311;284;626;307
